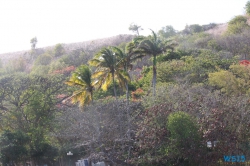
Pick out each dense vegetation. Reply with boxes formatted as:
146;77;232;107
1;2;250;166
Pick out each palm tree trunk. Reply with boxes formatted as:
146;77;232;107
125;81;129;103
152;55;157;96
112;72;117;99
91;90;94;105
125;63;129;103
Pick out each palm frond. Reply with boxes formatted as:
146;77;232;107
116;69;131;90
65;80;86;87
112;46;125;59
88;59;101;66
102;73;112;91
68;90;91;107
65;65;94;107
92;70;109;79
133;36;145;44
149;29;157;42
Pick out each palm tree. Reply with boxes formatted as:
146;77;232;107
112;41;145;101
137;29;174;96
65;65;95;107
88;47;130;99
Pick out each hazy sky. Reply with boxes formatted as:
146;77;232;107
0;0;248;54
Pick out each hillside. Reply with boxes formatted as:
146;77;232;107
206;23;228;36
0;34;134;63
0;23;231;64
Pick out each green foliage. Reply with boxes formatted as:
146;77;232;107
4;57;28;73
34;53;52;66
54;43;65;57
59;49;86;66
177;32;212;51
136;29;175;95
229;15;248;25
167;111;200;147
93;87;114;99
30;37;37;50
0;130;29;165
129;23;143;35
183;24;203;34
117;42;127;50
207;39;222;51
208;64;250;95
92;81;126;100
135;66;153;89
156;50;182;63
245;1;250;15
0;74;66;163
30;65;50;76
225;15;250;35
89;47;130;98
157;59;187;83
30;142;58;164
48;60;67;73
189;24;203;33
166;111;201;164
65;65;95;106
156;49;237;84
157;25;177;39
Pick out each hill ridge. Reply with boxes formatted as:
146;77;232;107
0;34;134;63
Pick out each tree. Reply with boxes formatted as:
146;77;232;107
189;24;203;33
136;30;174;96
245;1;250;15
0;130;30;166
182;24;203;34
89;47;130;99
65;65;95;106
225;15;250;35
129;23;143;36
54;43;65;57
30;37;37;50
157;25;177;39
0;74;65;164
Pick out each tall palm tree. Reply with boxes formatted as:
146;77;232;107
137;29;174;96
112;41;145;101
65;65;95;107
88;47;130;99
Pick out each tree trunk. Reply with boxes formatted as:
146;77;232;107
91;90;94;105
152;55;157;96
125;62;129;103
125;81;129;103
112;72;117;99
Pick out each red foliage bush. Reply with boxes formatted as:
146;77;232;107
239;60;250;66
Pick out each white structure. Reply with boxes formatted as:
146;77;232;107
67;151;73;156
75;159;89;166
94;162;105;166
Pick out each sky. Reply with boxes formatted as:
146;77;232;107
0;0;248;54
